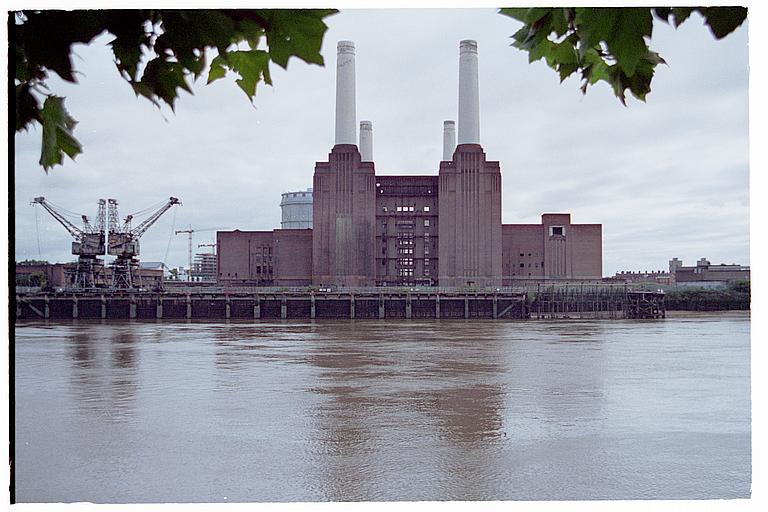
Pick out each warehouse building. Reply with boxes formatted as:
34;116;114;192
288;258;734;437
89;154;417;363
217;40;602;288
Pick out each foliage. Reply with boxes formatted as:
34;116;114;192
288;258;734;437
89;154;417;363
665;284;750;311
13;9;337;171
727;279;750;294
17;259;51;265
16;271;48;288
499;7;747;104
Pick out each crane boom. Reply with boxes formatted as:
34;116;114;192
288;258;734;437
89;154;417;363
132;197;181;238
32;197;84;239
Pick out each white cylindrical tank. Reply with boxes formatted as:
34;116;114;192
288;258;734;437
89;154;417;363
442;120;456;160
458;40;480;145
360;120;373;161
280;188;314;229
335;41;357;145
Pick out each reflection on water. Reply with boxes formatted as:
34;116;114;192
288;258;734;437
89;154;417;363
65;325;139;423
14;313;751;502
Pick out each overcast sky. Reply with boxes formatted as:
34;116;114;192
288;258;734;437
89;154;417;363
12;7;751;276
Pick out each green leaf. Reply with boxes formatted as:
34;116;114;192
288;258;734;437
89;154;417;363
701;7;748;39
134;57;192;109
523;8;553;25
527;39;554;63
574;7;619;56
550;8;569;37
558;62;578;82
39;96;82;171
104;11;150;80
606;9;652;76
652;8;673;23
499;8;530;23
670;8;694;27
263;9;335;68
21;11;106;82
207;55;228;84
16;83;41;131
222;50;272;98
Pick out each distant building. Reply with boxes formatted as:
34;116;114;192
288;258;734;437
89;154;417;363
670;257;750;289
15;262;68;288
280;188;313;229
606;270;672;286
192;252;217;283
16;261;164;289
217;229;312;286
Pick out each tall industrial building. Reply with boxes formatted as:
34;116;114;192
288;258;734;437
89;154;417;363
217;40;602;287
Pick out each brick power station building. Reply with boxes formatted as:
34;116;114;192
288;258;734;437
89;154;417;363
218;40;602;288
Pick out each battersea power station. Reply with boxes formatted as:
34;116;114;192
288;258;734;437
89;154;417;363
217;40;602;288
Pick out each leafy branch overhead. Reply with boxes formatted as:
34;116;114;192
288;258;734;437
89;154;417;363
14;9;337;171
499;7;747;104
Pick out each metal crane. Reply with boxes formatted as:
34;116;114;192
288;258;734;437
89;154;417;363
32;197;106;289
107;197;181;288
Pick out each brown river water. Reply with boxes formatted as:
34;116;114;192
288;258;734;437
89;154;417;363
13;312;750;502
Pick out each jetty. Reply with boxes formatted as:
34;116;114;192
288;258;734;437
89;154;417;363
15;285;664;321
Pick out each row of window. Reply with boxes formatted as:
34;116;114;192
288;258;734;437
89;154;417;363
387;205;431;213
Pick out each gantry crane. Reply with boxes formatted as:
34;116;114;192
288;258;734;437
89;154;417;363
107;197;181;288
32;197;106;289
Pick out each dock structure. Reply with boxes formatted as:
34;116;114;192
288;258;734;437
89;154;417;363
531;284;665;319
15;286;664;321
15;289;528;321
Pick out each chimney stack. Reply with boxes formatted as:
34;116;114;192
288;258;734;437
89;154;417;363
360;121;373;161
335;41;356;145
457;40;480;145
442;120;456;161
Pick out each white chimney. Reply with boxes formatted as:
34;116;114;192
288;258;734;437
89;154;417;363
360;120;373;161
457;40;480;145
335;41;356;145
442;120;456;161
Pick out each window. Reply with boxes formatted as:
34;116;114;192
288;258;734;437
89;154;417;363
550;226;565;236
520;263;525;268
383;206;388;212
424;219;430;227
424;268;430;276
397;206;402;212
520;253;524;257
424;246;430;255
424;205;430;212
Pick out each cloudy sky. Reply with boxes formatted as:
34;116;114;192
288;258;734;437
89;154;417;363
12;7;751;276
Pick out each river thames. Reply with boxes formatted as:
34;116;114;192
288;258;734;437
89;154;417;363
13;312;750;502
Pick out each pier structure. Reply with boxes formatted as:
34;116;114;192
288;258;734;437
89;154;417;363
532;284;665;319
15;286;664;321
16;289;527;321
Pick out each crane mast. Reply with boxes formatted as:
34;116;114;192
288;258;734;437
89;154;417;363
108;197;181;288
32;197;106;289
